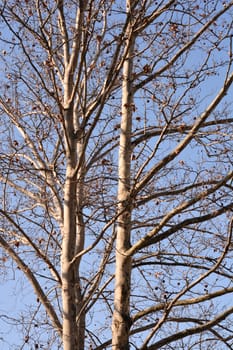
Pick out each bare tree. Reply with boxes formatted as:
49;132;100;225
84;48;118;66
0;1;233;349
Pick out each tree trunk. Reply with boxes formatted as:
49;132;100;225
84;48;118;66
61;106;79;350
62;172;78;350
112;3;135;347
75;138;86;349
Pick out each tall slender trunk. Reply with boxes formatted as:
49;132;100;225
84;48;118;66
112;4;135;348
60;1;87;346
61;102;86;349
62;174;78;349
61;107;79;350
75;139;86;349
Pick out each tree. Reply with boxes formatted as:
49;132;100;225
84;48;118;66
0;0;233;349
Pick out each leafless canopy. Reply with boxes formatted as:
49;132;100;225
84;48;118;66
0;1;233;349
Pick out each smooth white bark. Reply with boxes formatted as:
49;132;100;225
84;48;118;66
112;2;135;347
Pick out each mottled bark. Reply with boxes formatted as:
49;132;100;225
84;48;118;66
61;107;79;350
75;138;86;349
112;2;135;348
